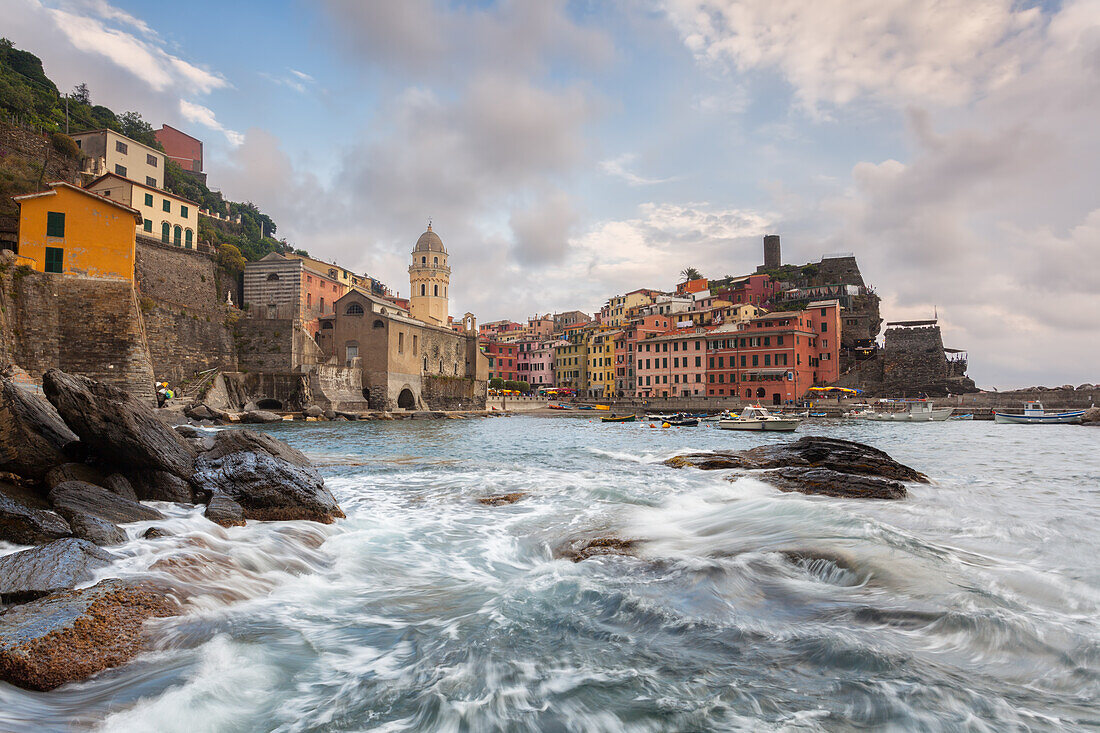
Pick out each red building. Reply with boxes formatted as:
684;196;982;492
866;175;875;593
154;125;204;182
482;340;519;382
705;300;841;404
713;273;780;307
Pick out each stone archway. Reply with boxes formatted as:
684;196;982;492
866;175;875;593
397;388;416;409
256;398;283;410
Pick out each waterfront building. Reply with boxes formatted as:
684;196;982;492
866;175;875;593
154;124;205;184
13;181;141;280
70;129;167;189
525;314;554;339
85;173;198;249
517;338;563;387
554;324;592;390
586;329;618;398
676;278;708;296
483;340;520;382
408;224;450;327
285;252;388;296
243;252;351;333
634;327;712;398
618;315;672;398
635;295;693;318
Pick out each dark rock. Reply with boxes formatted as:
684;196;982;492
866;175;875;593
126;470;194;503
333;415;348;422
0;578;177;690
303;405;324;418
192;453;343;524
102;474;138;502
1081;407;1100;425
204;494;245;527
142;527;168;539
0;538;113;603
198;429;311;467
68;514;127;546
555;537;640;563
42;370;197;479
61;441;91;463
755;467;907;500
0;481;71;546
43;462;107;491
478;492;527;506
0;376;80;481
242;410;281;424
323;409;337;420
174;424;201;438
665;436;928;483
243;401;259;412
183;403;217;421
49;481;164;524
335;411;359;421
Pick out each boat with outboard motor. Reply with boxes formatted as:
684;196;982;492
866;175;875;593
601;413;637;423
717;405;802;432
865;400;953;422
993;401;1085;424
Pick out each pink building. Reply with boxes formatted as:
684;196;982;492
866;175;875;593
517;338;562;387
713;273;780;307
634;327;713;398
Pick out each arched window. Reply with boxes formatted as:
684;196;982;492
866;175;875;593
434;256;438;265
373;319;385;329
433;284;438;296
161;221;170;243
344;341;359;365
321;321;334;329
173;225;182;246
421;256;426;264
420;284;426;296
185;229;193;249
267;272;280;281
380;308;387;315
346;302;364;315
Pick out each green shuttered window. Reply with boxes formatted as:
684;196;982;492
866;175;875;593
145;193;153;207
46;211;65;237
44;247;63;273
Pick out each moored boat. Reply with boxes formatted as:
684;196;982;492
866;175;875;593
993;401;1084;424
865;400;953;422
601;414;637;423
718;405;801;432
664;417;698;426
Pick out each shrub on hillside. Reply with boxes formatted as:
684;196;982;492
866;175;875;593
49;132;80;158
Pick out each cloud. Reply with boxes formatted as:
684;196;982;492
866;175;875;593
509;190;580;265
600;154;677;186
262;68;315;94
179;100;243;146
662;0;1044;111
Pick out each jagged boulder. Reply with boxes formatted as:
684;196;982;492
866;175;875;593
755;467;908;500
43;462;107;491
191;452;342;524
0;578;177;690
184;403;218;421
68;514;127;546
126;470;194;503
48;481;164;524
303;405;324;418
0;538;114;603
198;429;311;467
42;370;197;479
665;436;928;483
102;473;138;501
1081;407;1100;425
0;482;71;546
204;494;245;527
0;376;79;481
242;410;281;424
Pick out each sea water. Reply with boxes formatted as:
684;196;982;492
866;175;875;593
1;416;1097;731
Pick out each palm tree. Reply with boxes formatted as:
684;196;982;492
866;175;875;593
680;266;702;282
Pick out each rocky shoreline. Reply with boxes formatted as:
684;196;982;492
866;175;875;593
0;370;344;690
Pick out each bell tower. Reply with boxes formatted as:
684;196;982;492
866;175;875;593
408;223;450;326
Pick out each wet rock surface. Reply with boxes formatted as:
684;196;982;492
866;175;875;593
102;473;139;501
67;513;127;546
43;370;197;479
0;539;113;603
242;410;281;424
0;578;178;690
204;494;246;527
43;462;107;490
478;492;527;506
666;436;928;485
556;537;641;562
192;452;343;523
199;429;311;467
48;481;165;524
0;482;71;546
756;467;908;499
126;469;195;503
0;376;79;481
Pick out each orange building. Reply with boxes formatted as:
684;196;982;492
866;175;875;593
13;181;141;281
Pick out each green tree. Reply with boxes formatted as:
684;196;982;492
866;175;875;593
216;243;246;273
680;266;703;282
489;377;505;389
71;82;89;105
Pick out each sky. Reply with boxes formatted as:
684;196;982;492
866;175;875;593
4;0;1099;389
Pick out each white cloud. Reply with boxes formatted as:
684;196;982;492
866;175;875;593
663;0;1044;111
179;100;243;146
600;154;677;186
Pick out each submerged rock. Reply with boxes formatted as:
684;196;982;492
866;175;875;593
42;370;196;479
241;410;281;424
555;537;641;563
478;492;527;506
666;436;928;484
0;376;79;481
0;482;71;546
0;578;177;690
0;538;113;603
49;481;164;524
192;452;343;524
756;467;907;500
67;513;127;546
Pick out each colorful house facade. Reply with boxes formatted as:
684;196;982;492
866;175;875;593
86;173;198;249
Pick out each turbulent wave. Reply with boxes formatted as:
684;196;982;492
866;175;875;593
1;418;1097;731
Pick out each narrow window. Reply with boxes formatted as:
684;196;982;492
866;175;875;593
185;229;193;248
173;225;182;245
399;332;404;353
144;193;153;207
434;284;439;296
146;153;157;166
161;221;170;243
115;164;127;177
163;199;171;212
420;284;426;296
181;205;189;218
44;247;63;273
46;211;65;237
145;176;156;187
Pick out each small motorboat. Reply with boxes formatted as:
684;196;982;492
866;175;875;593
993;401;1084;424
645;413;676;421
808;412;828;417
601;414;636;423
547;403;572;410
718;405;801;432
664;417;698;427
865;400;953;422
576;405;594;411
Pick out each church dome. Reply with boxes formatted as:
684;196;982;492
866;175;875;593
413;224;446;254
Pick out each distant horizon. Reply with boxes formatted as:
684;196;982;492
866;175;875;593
5;0;1098;390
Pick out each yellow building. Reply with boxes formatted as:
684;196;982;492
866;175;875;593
71;129;167;189
408;224;450;326
586;329;618;398
554;326;589;390
604;288;661;327
13;181;141;280
86;173;199;249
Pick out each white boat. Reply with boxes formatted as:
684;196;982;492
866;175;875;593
864;401;953;422
645;413;677;421
843;405;876;419
718;405;802;432
993;401;1084;424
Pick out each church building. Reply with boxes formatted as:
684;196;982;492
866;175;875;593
316;225;489;410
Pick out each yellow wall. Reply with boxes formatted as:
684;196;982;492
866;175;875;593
17;186;136;281
86;177;196;248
